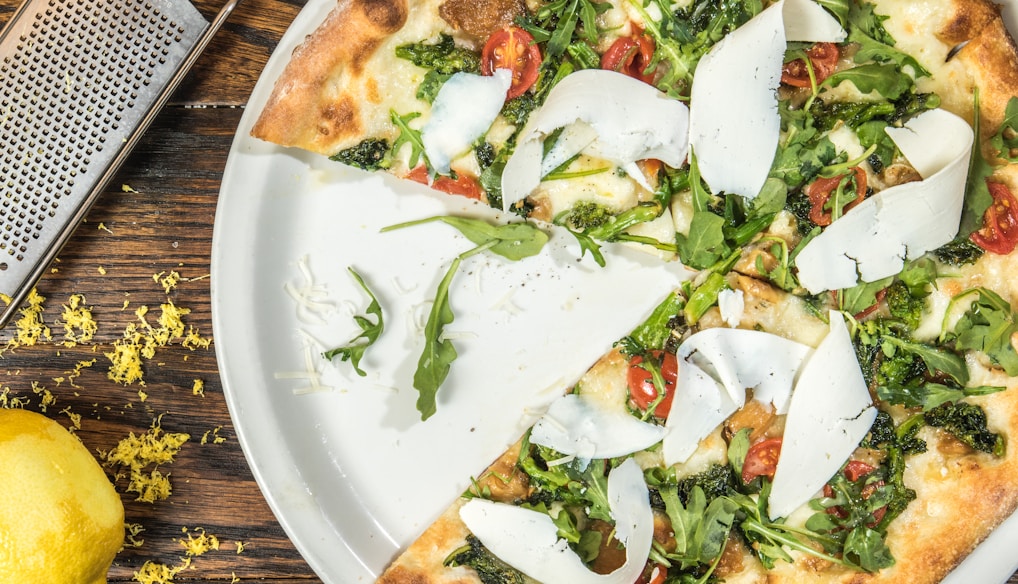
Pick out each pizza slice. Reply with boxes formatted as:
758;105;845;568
376;270;1018;583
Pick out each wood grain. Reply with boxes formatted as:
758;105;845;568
0;0;1015;583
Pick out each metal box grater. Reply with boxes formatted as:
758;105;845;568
0;0;240;327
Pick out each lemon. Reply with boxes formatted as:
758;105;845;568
0;408;124;584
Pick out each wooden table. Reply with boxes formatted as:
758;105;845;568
0;0;1016;583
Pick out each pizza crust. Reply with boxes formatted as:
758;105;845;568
251;0;412;154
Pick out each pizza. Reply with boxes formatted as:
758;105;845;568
250;0;1018;582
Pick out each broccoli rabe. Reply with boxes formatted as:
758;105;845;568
860;411;922;531
885;281;927;331
444;535;526;584
560;201;614;231
924;402;1005;457
675;463;737;504
329;138;390;171
933;236;985;266
395;34;480;75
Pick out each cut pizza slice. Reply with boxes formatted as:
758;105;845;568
375;272;1018;583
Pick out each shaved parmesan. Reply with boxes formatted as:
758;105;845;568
794;109;973;293
782;0;848;42
501;69;690;208
459;458;652;584
662;328;813;465
422;70;511;175
530;394;668;460
689;0;845;198
768;312;876;520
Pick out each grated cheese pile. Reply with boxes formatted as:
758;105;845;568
104;416;190;503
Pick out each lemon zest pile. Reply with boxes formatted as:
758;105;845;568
58;293;98;347
105;416;190;503
179;526;220;556
3;289;51;352
154;271;181;294
133;560;184;584
105;300;205;385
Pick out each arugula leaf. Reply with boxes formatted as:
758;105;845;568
413;253;462;420
961;88;994;237
382;216;549;419
847;2;929;78
323;268;385;376
880;336;968;385
838;276;892;317
523;0;610;59
390;109;429;171
991;96;1018;162
678;152;730;268
383;216;549;261
823;63;911;100
877;383;1005;412
842;526;895;572
950;287;1018;375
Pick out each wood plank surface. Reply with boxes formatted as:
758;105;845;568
0;0;1016;583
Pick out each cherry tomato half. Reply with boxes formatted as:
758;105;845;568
970;180;1018;255
822;460;887;526
405;165;484;200
627;351;678;418
742;437;782;484
601;33;656;84
482;27;541;100
781;42;840;88
806;166;867;227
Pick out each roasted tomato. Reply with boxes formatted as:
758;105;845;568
781;42;840;88
627;350;678;418
806;166;867;227
822;460;887;526
742;437;782;484
481;26;541;99
406;165;484;200
601;33;656;84
970;180;1018;255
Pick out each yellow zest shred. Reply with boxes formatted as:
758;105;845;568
98;266;107;275
31;381;55;412
104;416;190;503
58;293;98;347
4;289;51;353
179;526;220;557
192;379;204;397
133;561;183;584
125;522;146;548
